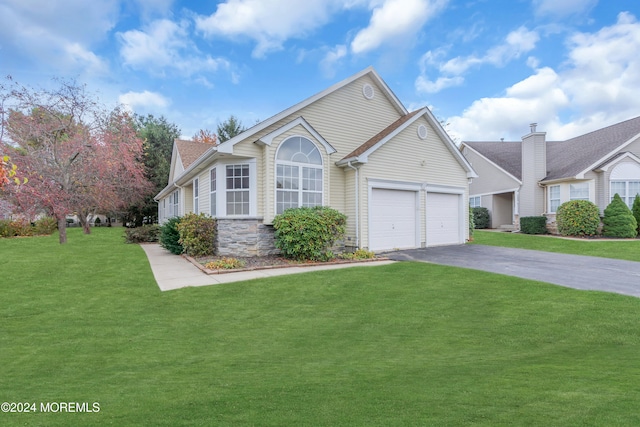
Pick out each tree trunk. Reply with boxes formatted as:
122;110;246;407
57;216;67;244
82;221;91;234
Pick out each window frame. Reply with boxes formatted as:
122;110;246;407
225;164;251;216
210;167;217;217
469;196;481;208
610;180;640;209
193;177;199;214
275;136;324;215
548;185;561;213
569;182;589;201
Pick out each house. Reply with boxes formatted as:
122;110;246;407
155;67;477;256
460;117;640;230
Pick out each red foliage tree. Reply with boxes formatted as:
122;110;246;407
0;78;151;243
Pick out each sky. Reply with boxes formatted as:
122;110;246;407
2;0;640;143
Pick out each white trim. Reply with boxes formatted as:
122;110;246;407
425;184;466;195
425;190;466;247
193;177;199;214
469;187;520;198
596;152;640;172
368;180;421;250
257;116;337;154
367;178;422;192
217;158;257;218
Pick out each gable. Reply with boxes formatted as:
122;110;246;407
462;145;521;194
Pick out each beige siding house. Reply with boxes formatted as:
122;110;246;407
461;118;640;230
156;67;477;255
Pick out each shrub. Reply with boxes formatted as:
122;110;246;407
472;206;490;229
33;217;57;235
338;249;376;260
520;216;547;234
94;217;102;226
468;205;475;239
160;217;183;255
204;257;246;270
632;194;640;236
176;213;217;257
602;194;638;238
273;206;347;261
0;219;11;237
556;200;600;237
7;219;32;237
124;225;161;243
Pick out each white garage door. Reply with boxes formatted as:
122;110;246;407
370;188;417;251
427;192;461;246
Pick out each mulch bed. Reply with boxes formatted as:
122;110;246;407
185;254;387;275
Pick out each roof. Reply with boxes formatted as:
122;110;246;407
175;139;214;169
462;141;524;180
463;115;640;182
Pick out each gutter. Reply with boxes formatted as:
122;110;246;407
347;161;360;248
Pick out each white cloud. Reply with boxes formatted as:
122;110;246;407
320;45;348;77
195;0;342;58
118;19;231;77
351;0;448;54
416;26;539;94
0;0;117;75
533;0;597;19
118;90;171;111
448;12;640;142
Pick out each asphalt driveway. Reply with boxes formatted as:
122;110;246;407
382;244;640;298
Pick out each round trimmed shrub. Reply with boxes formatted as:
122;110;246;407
556;200;600;237
160;216;183;255
273;206;346;261
472;206;490;229
602;194;637;238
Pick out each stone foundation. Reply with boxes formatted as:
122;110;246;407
216;218;280;257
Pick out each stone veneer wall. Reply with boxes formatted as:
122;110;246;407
216;218;279;257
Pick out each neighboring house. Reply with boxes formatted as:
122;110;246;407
460;117;640;230
155;67;477;256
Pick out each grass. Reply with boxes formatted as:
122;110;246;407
472;229;640;262
2;228;640;425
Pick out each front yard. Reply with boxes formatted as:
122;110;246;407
2;228;640;425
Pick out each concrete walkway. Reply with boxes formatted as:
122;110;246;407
140;244;395;291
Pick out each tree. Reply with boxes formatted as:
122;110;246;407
193;129;217;145
632;194;640;237
216;115;245;143
125;114;180;227
602;194;637;238
0;77;151;243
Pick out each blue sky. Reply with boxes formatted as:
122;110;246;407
2;0;640;142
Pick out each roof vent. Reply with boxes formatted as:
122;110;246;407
417;124;428;140
362;84;375;100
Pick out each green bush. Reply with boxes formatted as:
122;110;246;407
94;217;102;226
273;206;347;261
0;219;11;237
632;194;640;236
124;225;161;243
33;217;57;235
556;200;600;237
160;217;183;255
468;205;475;239
520;216;547;234
176;213;217;257
602;194;637;238
472;207;490;229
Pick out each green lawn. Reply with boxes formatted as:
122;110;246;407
472;229;640;262
2;228;640;426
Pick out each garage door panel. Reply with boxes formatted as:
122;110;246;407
427;192;461;247
370;189;417;251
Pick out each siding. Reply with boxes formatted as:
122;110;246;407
463;147;520;194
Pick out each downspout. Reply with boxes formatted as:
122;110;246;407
347;161;360;248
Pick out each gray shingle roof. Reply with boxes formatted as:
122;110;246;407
464;115;640;182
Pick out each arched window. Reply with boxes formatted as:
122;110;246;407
276;136;323;214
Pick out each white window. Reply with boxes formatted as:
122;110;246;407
469;196;481;208
193;178;199;214
611;181;640;209
169;190;179;217
549;185;560;213
226;164;250;215
570;183;589;201
210;167;217;217
276;136;323;215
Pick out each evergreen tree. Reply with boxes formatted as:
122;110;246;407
216;115;245;143
632;194;640;236
603;193;637;238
